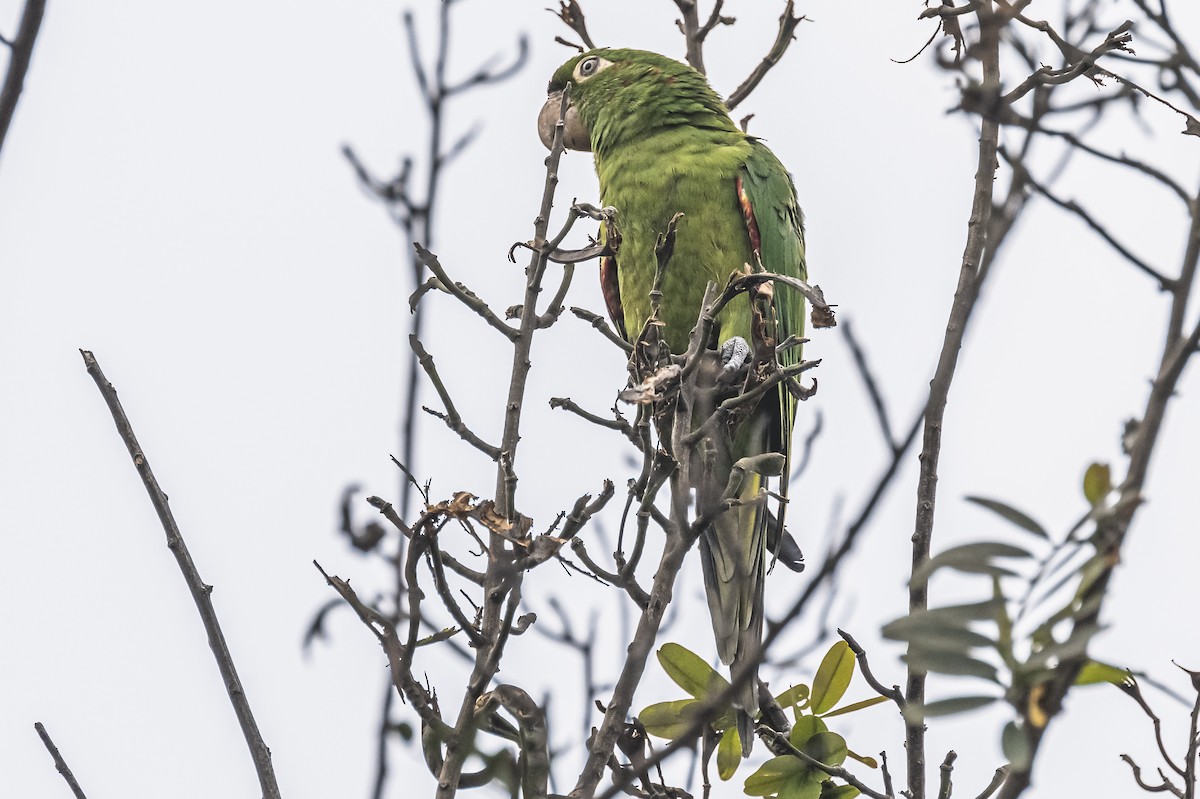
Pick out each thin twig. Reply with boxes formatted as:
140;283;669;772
1000;147;1171;289
0;0;46;157
410;334;502;459
907;8;1003;796
842;319;896;450
79;350;280;799
725;1;804;111
838;629;905;709
34;723;89;799
759;727;891;799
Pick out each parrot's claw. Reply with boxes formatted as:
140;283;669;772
719;336;752;378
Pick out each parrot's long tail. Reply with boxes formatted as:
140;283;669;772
698;471;768;757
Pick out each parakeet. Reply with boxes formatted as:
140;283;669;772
538;49;807;753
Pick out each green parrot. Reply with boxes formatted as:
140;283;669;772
538;48;807;752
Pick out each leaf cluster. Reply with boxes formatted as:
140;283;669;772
639;641;886;795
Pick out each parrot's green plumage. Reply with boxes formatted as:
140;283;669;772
539;49;807;753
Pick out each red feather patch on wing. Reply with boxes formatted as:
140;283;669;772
600;254;627;340
736;175;762;260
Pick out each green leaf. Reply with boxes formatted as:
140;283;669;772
913;542;1033;585
903;651;1001;683
918;598;1006;623
964;496;1049;539
1075;660;1129;686
810;641;855;714
821;785;861;799
994;577;1017;672
717;726;741;781
882;616;996;652
1022;623;1102;672
638;699;700;740
744;755;809;796
804;731;849;767
779;780;823;799
821;695;891;718
657;643;730;700
1075;552;1114;600
775;683;811;710
789;714;829;748
847;749;878;769
1082;463;1111;507
903;695;997;722
1002;721;1031;771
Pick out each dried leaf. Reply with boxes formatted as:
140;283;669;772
428;491;477;517
476;500;513;534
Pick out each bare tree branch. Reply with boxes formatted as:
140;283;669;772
33;723;88;799
80;350;280;799
0;0;45;159
906;8;1003;796
725;1;804;112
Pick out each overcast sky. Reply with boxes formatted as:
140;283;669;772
2;2;1198;798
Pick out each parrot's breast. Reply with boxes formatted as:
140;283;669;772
596;133;755;353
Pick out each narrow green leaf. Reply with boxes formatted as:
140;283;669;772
993;577;1017;672
1082;463;1112;507
1075;660;1129;686
804;731;849;767
657;642;730;700
917;599;1005;623
810;641;855;714
913;542;1033;585
903;695;997;722
1022;623;1102;671
847;749;878;769
775;683;811;709
903;652;1001;683
789;714;829;748
717;726;741;781
638;699;700;740
882;617;996;651
1001;721;1031;771
744;755;809;796
1075;552;1114;600
821;695;891;718
964;496;1049;538
821;785;862;799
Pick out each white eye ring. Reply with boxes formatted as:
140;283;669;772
573;56;610;81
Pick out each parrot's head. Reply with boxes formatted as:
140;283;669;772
537;48;731;155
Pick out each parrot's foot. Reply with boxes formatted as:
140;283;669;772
719;336;751;380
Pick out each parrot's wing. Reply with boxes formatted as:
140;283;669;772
598;224;627;340
737;139;807;540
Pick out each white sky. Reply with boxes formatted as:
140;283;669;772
2;2;1198;798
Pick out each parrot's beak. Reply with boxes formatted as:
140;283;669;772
538;90;591;152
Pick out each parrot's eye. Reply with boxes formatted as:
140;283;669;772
573;56;608;81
